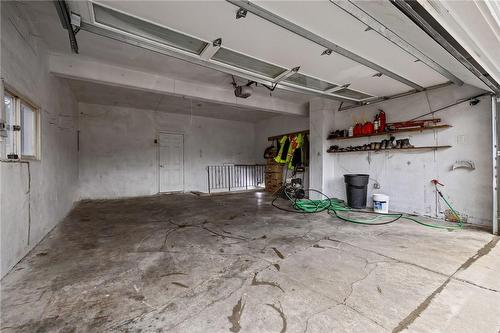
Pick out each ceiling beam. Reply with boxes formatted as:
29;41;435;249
48;53;309;116
226;0;425;91
200;38;222;60
330;0;463;86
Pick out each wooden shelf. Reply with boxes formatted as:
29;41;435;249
327;145;452;154
327;125;451;141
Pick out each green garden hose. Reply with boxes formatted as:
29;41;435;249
273;186;463;230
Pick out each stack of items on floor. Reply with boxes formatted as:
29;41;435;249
263;131;309;193
264;158;283;193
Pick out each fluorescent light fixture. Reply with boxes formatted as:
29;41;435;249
92;3;208;55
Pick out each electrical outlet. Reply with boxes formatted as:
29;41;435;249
373;182;380;189
456;135;466;145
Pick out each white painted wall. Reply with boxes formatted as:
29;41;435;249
310;84;492;226
1;2;79;277
309;99;336;199
78;103;256;198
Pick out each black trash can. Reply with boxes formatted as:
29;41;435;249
344;174;369;209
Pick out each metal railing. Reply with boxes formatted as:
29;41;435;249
207;164;265;193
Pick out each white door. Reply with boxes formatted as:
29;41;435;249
159;133;184;192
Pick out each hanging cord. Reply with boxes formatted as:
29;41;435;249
409;92;490;121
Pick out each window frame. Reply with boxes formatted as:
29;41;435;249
3;88;41;161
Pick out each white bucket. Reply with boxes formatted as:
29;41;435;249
373;194;389;214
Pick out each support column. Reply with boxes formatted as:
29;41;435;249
493;95;499;235
309;98;339;199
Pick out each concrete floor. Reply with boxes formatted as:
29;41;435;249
1;192;499;333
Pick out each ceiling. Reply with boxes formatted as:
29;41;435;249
19;1;310;105
18;0;497;113
415;0;500;85
71;0;435;99
66;79;286;123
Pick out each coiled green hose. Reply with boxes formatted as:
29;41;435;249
275;187;463;230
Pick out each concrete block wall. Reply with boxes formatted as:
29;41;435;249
310;84;493;226
78;103;256;198
1;2;79;277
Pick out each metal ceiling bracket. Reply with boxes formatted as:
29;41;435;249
200;38;222;60
236;8;247;19
71;13;81;29
272;66;300;83
331;0;463;86
322;49;333;56
78;22;358;104
212;38;222;47
325;84;351;93
226;0;424;91
391;0;499;94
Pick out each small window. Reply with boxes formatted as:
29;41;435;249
2;89;40;160
93;3;208;55
212;48;287;79
21;102;37;157
3;92;17;158
284;73;337;91
332;88;373;100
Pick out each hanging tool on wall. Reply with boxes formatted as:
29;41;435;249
287;133;304;169
450;160;475;171
274;135;290;164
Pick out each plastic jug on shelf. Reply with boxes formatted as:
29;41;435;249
353;123;363;136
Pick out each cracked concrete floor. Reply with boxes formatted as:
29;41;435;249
1;192;499;333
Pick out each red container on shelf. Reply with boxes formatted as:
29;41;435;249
362;122;374;135
378;111;386;132
353;123;363;136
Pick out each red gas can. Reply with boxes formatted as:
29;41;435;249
353;123;363;136
378;111;386;132
362;122;374;135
